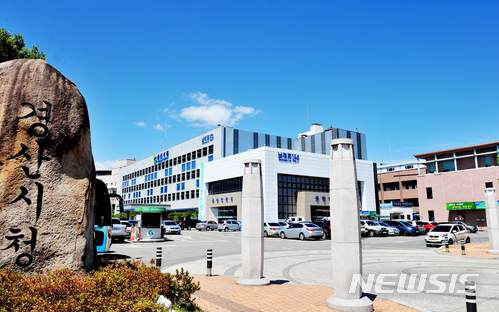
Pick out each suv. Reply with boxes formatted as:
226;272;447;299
360;220;388;237
403;220;426;234
218;220;240;232
121;220;132;238
313;219;331;239
111;218;127;242
181;217;200;230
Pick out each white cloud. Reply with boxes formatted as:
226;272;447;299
153;124;164;131
179;92;259;127
134;121;146;127
95;160;118;168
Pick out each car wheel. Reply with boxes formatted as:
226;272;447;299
368;230;375;237
187;226;191;230
402;230;408;236
224;227;229;232
448;239;454;245
280;232;286;239
466;237;471;244
264;230;268;237
299;233;305;241
322;232;327;240
207;227;212;231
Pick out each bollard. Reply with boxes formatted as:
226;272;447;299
156;247;162;268
445;237;449;252
207;249;213;276
461;239;466;255
465;281;477;312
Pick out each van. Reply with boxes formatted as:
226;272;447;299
285;216;305;223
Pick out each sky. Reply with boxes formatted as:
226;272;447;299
2;1;498;168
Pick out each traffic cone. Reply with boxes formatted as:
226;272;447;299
130;227;136;241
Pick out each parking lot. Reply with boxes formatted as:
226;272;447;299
109;230;496;312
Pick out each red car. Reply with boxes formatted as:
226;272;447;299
418;220;437;234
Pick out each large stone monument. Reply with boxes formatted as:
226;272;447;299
484;188;499;254
327;139;373;311
0;59;96;272
237;159;270;286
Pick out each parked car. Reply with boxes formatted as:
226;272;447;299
181;217;200;230
425;224;470;246
376;222;400;235
403;220;426;234
285;216;305;223
447;221;478;233
218;220;240;232
312;220;330;239
196;220;218;231
279;223;324;240
383;220;420;236
264;222;283;237
360;220;388;237
417;220;437;233
111;218;127;242
162;220;182;235
121;220;132;238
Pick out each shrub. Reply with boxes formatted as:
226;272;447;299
0;260;200;312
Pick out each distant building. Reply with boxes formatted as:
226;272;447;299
96;159;136;214
376;161;426;220
415;141;499;228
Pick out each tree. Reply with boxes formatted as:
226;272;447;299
0;27;46;63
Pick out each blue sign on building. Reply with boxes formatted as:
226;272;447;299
278;152;299;164
154;151;169;164
202;133;214;145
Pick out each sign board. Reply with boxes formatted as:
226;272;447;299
133;207;167;212
446;202;475;210
392;201;413;207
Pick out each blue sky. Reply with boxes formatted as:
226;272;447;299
3;1;498;167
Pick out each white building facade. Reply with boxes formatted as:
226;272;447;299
118;125;375;221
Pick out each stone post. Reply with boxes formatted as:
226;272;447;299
327;139;373;311
237;159;270;286
484;188;499;254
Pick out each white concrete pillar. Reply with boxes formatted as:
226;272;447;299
237;159;270;286
485;188;499;254
327;139;373;311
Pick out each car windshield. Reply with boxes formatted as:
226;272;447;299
112;219;121;224
366;221;377;226
268;223;281;226
432;225;452;232
164;221;176;225
400;221;411;226
378;222;389;227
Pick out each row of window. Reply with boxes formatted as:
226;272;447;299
122;170;200;194
124;189;200;205
208;177;243;195
122;145;213;181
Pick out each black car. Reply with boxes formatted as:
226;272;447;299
447;221;478;233
312;220;330;239
181;217;200;230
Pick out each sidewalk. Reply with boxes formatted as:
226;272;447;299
440;241;498;258
191;275;420;312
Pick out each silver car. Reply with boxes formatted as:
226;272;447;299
425;224;469;246
264;222;283;237
218;220;240;232
196;220;218;231
377;222;400;235
279;223;323;240
162;220;181;234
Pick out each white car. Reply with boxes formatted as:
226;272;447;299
377;222;400;235
264;222;283;237
360;220;388;237
111;218;127;242
162;220;181;234
425;224;470;247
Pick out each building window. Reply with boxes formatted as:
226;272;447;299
196;179;200;188
442;161;455;172
208;145;213;155
486;182;493;188
426;187;433;199
192;161;196;169
181;182;185;190
428;210;435;221
208;155;214;162
177;184;180;191
187;163;190;170
428;163;435;174
485;156;492;167
182;164;186;172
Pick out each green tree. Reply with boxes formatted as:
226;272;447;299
0;27;46;63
